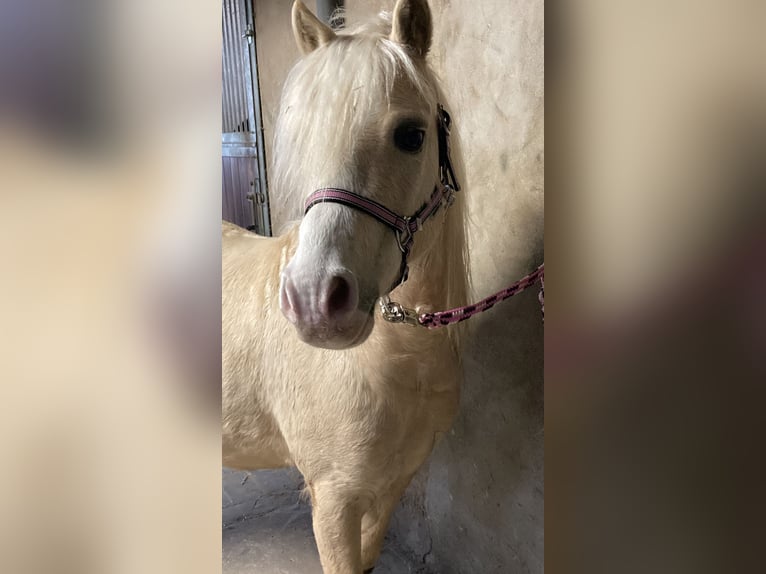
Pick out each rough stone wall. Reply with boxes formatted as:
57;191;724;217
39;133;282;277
254;1;544;572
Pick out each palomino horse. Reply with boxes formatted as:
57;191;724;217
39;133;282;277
222;1;468;571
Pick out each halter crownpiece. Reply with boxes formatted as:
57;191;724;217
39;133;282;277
303;104;461;291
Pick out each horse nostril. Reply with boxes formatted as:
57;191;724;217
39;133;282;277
326;274;357;316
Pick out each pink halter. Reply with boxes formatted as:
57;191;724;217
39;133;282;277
303;104;460;290
303;104;545;328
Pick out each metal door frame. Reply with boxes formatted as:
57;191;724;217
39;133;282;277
222;0;271;235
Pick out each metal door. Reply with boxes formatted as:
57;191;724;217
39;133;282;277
222;0;271;235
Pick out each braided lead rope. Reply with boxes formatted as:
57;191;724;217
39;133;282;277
417;263;545;328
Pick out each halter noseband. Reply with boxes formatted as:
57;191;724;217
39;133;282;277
303;104;461;291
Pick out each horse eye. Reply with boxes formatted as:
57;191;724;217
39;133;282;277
394;125;425;153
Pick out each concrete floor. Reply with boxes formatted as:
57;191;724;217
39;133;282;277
223;468;429;574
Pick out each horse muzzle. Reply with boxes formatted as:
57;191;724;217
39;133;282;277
279;266;372;349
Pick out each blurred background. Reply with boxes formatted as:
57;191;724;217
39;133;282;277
546;1;766;573
0;1;221;573
0;0;763;573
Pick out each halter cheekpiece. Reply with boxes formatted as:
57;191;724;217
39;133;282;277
303;104;460;291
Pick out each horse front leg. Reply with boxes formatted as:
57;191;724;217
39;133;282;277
360;474;413;572
309;482;364;574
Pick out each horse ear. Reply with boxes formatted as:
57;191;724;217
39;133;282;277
292;0;336;55
390;0;432;58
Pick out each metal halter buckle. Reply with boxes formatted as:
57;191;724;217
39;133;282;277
379;296;421;327
395;218;413;253
438;104;452;134
441;183;456;208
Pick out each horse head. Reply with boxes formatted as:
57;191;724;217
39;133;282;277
276;0;444;349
